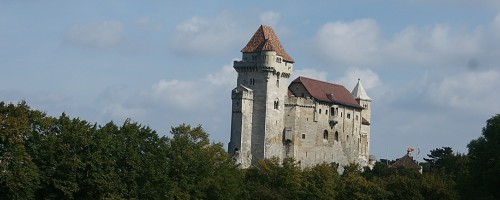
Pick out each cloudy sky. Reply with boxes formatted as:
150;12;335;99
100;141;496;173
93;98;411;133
2;0;500;161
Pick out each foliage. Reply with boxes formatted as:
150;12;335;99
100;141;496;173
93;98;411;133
0;101;41;199
467;114;500;199
2;101;499;200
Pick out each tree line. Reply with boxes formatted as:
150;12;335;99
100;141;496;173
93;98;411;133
1;101;499;199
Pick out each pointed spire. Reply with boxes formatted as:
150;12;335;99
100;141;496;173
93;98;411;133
352;78;372;101
241;25;294;63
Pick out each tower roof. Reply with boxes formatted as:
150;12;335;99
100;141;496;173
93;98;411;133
290;76;363;109
351;79;372;101
241;25;294;63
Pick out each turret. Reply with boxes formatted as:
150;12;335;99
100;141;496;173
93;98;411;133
352;79;372;161
229;25;294;167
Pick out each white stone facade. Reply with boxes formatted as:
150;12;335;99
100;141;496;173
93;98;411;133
228;25;372;169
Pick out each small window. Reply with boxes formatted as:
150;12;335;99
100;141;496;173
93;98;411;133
302;134;306;139
323;130;328;140
330;108;334;116
356;115;358;120
249;78;255;85
326;110;328;115
274;100;279;109
341;112;343;117
319;109;322;114
347;114;351;119
276;80;279;88
335;131;339;142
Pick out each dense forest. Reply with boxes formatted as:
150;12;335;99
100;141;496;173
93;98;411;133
1;101;499;199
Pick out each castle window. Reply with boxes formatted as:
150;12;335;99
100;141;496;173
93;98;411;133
356;115;358;120
274;100;279;110
276;80;279;88
302;134;306;139
335;131;339;142
301;93;304;97
323;130;328;140
331;108;334;116
326;110;328;115
276;57;282;63
347;114;351;119
319;109;321;114
340;112;343;117
249;78;255;85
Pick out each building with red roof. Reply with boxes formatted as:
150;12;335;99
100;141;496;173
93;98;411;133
229;25;373;168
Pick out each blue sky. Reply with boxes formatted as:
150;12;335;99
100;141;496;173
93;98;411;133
2;0;500;161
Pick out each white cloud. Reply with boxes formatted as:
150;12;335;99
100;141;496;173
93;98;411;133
145;62;237;111
335;67;382;90
428;70;500;113
204;60;237;86
315;19;381;65
260;11;281;27
291;68;328;82
313;17;500;70
171;16;246;55
66;21;124;48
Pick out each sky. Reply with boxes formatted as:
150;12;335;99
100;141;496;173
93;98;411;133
2;0;500;161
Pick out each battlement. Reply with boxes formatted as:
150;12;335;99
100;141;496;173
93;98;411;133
285;96;315;108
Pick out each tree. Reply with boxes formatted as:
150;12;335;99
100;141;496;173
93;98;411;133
467;114;500;199
0;101;41;199
243;158;302;200
424;147;468;177
300;163;340;199
338;163;389;200
166;124;243;199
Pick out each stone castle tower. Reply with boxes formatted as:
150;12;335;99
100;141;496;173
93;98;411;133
229;25;372;168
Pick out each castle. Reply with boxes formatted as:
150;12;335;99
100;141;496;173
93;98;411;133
228;25;373;169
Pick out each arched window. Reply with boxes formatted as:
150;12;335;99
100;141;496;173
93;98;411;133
323;130;328;140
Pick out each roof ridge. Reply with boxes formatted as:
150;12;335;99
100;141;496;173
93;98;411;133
297;76;344;87
241;25;294;63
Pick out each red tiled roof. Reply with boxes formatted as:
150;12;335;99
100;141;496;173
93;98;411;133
241;25;294;63
389;155;420;169
289;76;363;109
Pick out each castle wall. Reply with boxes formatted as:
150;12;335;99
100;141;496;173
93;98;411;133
284;96;368;169
230;26;371;169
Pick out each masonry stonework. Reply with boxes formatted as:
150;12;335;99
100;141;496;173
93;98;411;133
228;25;373;169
